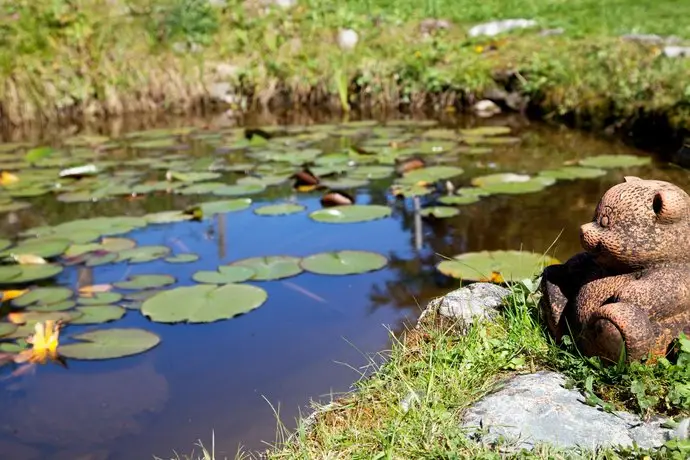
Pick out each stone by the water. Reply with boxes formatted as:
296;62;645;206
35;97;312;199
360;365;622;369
420;282;511;330
468;19;538;38
462;371;672;451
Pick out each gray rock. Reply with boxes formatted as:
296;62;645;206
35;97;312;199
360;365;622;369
473;99;502;118
468;19;538;38
420;283;511;330
620;33;682;45
539;28;565;36
462;371;672;451
663;46;690;58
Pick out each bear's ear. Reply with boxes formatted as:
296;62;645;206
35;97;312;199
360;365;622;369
624;176;642;183
653;190;686;223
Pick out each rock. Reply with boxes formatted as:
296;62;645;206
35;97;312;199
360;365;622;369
620;33;682;45
337;29;359;51
215;63;239;79
663;46;690;58
420;18;452;37
473;99;502;118
468;19;538;38
462;371;672;451
420;282;511;330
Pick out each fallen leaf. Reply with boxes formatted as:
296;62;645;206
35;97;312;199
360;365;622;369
78;284;112;294
1;289;28;302
0;171;19;186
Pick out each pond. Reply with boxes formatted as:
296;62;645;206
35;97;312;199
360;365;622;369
0;110;686;460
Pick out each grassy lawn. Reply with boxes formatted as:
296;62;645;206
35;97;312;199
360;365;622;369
2;0;690;133
168;279;690;459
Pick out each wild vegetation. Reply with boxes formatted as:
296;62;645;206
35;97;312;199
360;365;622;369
2;0;690;142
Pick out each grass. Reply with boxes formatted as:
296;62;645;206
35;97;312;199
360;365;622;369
2;0;690;142
168;277;690;459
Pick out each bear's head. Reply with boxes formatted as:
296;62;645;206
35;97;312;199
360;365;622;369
580;176;690;271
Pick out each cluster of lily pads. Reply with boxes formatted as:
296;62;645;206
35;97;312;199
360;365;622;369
0;119;653;362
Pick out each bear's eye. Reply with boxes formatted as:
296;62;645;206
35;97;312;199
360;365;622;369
599;215;610;228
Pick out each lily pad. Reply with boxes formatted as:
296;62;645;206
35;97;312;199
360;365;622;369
100;237;136;253
77;292;123;305
58;328;161;360
8;310;82;326
0;201;31;214
420;206;460;218
0;322;17;338
71;305;127;324
319;178;369;189
309;205;392;224
254;203;306;216
0;237;71;259
114;275;176;290
436;250;560;283
0;264;63;284
438;195;481;205
300;250;388;275
145;211;193;224
578;154;651;169
349;166;395;180
117;246;171;264
165;253;200;263
538;166;607;180
85;252;119;267
192;266;255;284
213;183;266;197
141;284;268;323
398;166;464;185
27;300;77;312
476;176;555;195
189;198;252;218
230;256;303;281
11;287;73;308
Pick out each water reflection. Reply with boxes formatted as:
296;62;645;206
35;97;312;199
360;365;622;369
0;111;686;459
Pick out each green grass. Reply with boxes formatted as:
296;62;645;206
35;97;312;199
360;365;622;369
2;0;690;133
169;278;690;459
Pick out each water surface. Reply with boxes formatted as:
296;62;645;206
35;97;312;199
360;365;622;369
0;111;685;460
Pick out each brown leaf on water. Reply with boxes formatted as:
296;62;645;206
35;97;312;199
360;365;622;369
292;168;320;187
320;191;354;207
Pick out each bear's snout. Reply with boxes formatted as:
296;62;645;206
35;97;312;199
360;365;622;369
580;222;601;253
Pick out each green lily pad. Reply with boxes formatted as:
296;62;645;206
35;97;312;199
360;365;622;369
254;203;306;216
58;328;161;360
538;166;607;180
100;237;137;252
0;264;63;284
420;206;460;218
166;171;222;183
474;175;555;195
189;198;252;218
309;205;392;224
192;266;255;284
349;166;395;180
114;274;176;290
213;183;266;197
438;195;481;205
25;146;56;163
178;182;225;195
70;305;126;324
85;252;120;267
0;237;71;259
77;292;123;305
391;183;433;197
165;253;200;263
436;250;560;283
27;300;77;312
578;154;651;169
300;250;388;275
230;256;303;281
144;211;194;224
0;239;10;252
236;175;290;187
117;246;171;264
9;310;82;326
397;166;464;185
11;287;73;308
0;323;17;338
141;283;268;323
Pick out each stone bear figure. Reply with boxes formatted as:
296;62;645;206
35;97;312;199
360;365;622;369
539;176;690;363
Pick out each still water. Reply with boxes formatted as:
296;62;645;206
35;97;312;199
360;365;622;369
0;111;685;460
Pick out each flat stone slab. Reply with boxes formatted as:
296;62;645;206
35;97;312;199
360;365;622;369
462;371;672;451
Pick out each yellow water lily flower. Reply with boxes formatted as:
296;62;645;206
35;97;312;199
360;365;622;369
23;320;62;364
